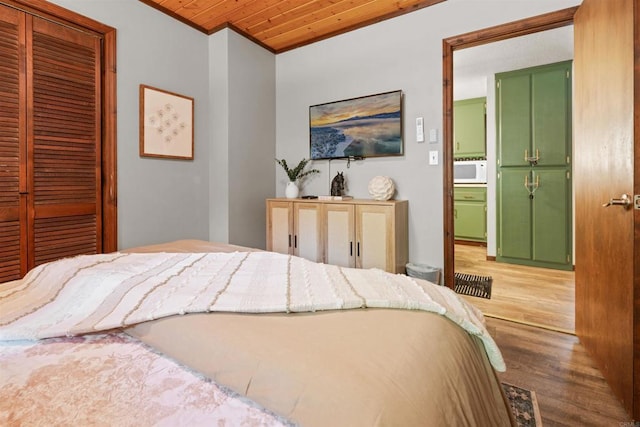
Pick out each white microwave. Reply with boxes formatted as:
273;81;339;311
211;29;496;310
453;160;487;184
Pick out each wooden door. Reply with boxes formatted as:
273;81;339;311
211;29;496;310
28;16;102;267
292;202;322;262
324;203;355;268
574;0;637;418
266;200;292;254
0;6;27;282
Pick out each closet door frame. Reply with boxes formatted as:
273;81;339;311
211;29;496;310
2;0;117;253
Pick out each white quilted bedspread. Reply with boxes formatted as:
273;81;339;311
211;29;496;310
0;251;505;371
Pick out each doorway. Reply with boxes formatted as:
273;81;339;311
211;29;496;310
442;8;578;331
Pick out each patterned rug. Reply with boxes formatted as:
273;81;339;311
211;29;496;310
502;382;542;427
454;272;492;299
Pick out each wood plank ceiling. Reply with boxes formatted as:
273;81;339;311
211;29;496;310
138;0;445;53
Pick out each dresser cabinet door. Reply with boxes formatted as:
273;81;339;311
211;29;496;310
292;202;322;262
356;205;393;271
324;203;355;268
266;200;292;255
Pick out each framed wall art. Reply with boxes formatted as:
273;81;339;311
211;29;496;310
139;85;194;160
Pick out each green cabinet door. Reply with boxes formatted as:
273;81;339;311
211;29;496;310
497;169;532;260
454;187;486;242
453;97;486;158
532;169;571;265
532;66;571;166
455;201;487;241
496;74;530;167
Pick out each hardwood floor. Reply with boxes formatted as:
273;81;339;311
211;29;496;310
455;244;575;333
453;244;630;423
488;317;631;425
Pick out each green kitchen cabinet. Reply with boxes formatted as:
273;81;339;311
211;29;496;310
496;61;572;271
497;168;572;269
453;97;486;159
454;186;486;243
496;61;572;168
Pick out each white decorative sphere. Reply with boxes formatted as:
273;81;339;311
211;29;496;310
368;176;395;201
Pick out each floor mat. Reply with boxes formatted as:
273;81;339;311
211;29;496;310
454;272;492;299
502;382;543;426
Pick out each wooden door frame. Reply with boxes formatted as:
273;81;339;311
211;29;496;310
441;7;578;289
2;0;117;252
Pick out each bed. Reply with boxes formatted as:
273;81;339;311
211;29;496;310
0;240;514;426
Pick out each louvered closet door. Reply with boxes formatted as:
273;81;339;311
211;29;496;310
27;17;102;267
0;7;27;282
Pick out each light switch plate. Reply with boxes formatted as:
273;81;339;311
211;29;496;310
429;150;438;165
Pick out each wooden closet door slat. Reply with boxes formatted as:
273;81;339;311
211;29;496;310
0;6;27;283
28;16;102;268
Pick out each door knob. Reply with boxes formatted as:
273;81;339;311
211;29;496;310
602;193;631;208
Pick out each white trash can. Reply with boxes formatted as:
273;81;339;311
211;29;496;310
406;263;441;285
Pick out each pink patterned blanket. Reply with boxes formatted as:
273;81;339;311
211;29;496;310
0;332;291;426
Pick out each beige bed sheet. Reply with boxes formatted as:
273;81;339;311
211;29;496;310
123;240;514;426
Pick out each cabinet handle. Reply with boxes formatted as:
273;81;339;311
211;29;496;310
357;242;360;257
294;235;297;248
524;148;539;165
350;241;353;256
288;234;292;248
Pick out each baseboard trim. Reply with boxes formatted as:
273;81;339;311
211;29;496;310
484;314;575;335
454;240;487;247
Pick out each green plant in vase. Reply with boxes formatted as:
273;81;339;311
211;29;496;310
275;158;319;198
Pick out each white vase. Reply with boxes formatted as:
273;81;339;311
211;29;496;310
285;181;299;199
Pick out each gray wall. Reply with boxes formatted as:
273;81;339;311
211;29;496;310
210;30;276;249
275;0;581;270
